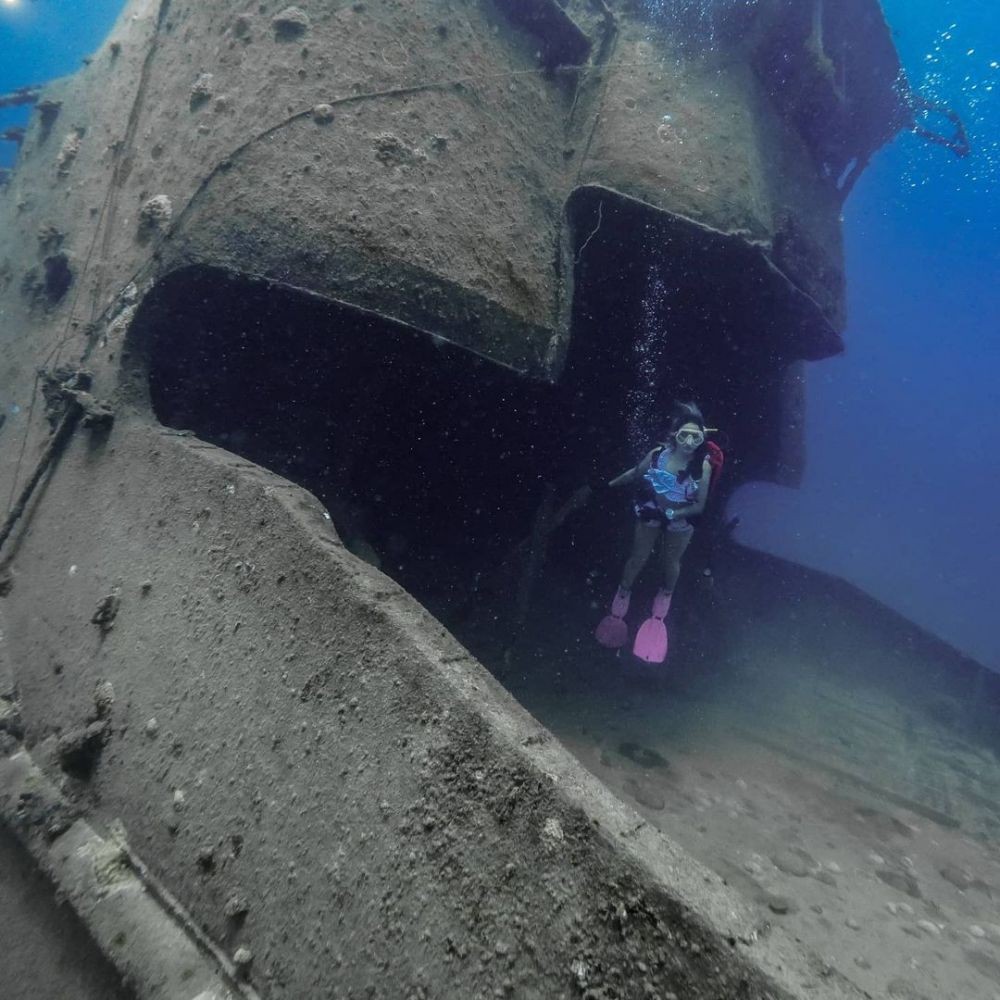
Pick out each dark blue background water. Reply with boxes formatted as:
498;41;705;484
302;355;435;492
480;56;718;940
3;0;998;667
734;0;1000;670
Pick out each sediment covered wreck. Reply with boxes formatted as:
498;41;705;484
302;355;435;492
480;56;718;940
1;1;916;997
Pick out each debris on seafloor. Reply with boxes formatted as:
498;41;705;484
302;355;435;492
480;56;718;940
224;893;250;922
40;367;91;426
36;99;62;128
233;946;253;980
373;132;422;167
39;365;115;429
0;699;24;743
56;719;110;779
54;680;117;779
91;591;121;633
272;6;310;40
37;224;65;251
21;253;73;309
312;103;335;124
190;72;214;110
93;680;115;719
56;127;85;177
138;194;172;236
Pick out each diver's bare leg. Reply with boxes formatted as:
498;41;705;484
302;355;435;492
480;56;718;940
658;527;693;594
620;521;661;591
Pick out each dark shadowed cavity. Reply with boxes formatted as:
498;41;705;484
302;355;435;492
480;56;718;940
131;194;812;682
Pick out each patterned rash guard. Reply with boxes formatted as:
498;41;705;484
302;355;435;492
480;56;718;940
634;446;699;531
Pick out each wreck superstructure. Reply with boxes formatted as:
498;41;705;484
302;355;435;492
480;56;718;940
0;2;912;998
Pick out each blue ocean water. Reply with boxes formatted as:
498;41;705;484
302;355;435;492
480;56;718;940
2;0;997;669
733;0;1000;670
0;0;124;168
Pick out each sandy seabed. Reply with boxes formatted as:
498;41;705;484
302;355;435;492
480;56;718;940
480;552;1000;1000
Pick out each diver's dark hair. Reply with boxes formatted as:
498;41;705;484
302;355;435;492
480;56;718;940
662;401;708;482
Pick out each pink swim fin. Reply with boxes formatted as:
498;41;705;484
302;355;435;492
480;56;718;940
633;590;672;663
595;587;630;649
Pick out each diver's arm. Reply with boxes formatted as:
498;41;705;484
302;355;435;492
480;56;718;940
606;449;657;489
665;458;713;520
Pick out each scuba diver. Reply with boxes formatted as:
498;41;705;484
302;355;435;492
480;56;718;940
595;401;719;663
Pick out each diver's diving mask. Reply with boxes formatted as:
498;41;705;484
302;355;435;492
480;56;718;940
675;429;705;447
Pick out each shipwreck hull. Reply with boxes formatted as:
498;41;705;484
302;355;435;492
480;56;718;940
0;1;908;997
